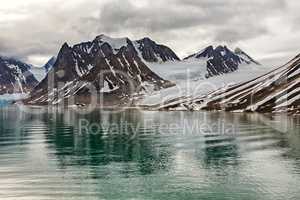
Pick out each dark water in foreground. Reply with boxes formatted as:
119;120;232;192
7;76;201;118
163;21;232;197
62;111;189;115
0;106;300;200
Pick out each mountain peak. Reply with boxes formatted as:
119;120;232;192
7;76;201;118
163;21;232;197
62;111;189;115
184;45;215;60
215;45;225;49
214;45;231;53
184;45;260;77
58;42;72;59
62;42;69;48
205;45;214;50
135;37;180;62
139;37;154;42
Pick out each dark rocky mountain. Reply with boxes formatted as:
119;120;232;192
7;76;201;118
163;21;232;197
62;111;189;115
184;45;260;78
43;56;56;72
25;35;174;106
134;37;180;62
184;45;215;60
0;56;38;94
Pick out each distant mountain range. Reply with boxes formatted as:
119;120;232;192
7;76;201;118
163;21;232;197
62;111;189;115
0;56;38;94
184;45;260;77
0;34;269;109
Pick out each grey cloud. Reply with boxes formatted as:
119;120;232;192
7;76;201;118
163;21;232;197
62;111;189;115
214;28;268;44
97;0;287;43
177;0;286;9
0;0;298;66
0;0;103;64
98;1;202;32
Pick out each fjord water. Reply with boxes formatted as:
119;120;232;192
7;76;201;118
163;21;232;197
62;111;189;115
1;107;300;200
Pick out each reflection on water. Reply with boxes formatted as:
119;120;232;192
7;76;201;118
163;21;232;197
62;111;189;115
0;106;300;200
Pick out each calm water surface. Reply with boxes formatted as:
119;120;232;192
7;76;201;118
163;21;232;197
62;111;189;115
0;106;300;200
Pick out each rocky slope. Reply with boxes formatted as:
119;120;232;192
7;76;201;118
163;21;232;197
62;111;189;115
184;45;260;77
0;56;38;94
24;35;174;106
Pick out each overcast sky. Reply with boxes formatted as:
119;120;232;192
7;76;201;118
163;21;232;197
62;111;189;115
0;0;299;66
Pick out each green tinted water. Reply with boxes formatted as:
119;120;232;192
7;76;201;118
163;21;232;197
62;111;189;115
0;107;300;200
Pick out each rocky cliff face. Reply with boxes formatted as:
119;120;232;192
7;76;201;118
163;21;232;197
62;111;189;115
184;45;260;78
0;56;38;94
25;35;174;106
134;37;180;62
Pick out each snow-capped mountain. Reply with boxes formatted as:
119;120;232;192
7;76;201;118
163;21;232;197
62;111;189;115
24;35;174;106
184;45;260;77
191;54;300;114
0;56;38;95
43;56;56;72
134;37;180;62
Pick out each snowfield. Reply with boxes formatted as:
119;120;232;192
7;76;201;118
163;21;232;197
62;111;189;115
138;59;279;107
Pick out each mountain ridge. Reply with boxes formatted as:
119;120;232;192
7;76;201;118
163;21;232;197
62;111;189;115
24;35;175;106
184;45;260;77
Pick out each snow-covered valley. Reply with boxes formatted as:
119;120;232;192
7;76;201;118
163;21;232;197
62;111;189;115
139;59;277;107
